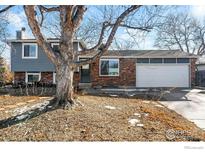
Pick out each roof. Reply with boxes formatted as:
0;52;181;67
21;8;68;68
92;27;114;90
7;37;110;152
80;49;198;58
7;38;86;48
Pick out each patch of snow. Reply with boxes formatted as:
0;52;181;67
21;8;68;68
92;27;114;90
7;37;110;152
105;105;116;110
109;94;118;97
128;93;135;97
155;104;164;108
16;114;28;120
134;113;141;117
13;106;29;115
190;89;203;93
136;89;148;92
47;106;53;109
12;100;50;116
136;124;144;127
128;118;140;126
164;91;170;93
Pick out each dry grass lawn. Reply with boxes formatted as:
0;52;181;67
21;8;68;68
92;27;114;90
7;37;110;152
0;94;204;141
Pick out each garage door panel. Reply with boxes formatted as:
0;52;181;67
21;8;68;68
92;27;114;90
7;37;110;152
136;64;189;87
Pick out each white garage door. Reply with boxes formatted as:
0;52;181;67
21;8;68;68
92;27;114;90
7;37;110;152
136;64;189;87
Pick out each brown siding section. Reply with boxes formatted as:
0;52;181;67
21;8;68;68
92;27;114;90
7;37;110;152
40;72;53;84
91;58;136;88
14;72;25;83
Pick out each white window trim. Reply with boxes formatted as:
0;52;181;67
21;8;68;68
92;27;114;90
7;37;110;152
22;43;38;59
53;72;56;84
78;42;82;51
99;59;119;77
76;56;80;72
51;43;59;47
25;72;41;83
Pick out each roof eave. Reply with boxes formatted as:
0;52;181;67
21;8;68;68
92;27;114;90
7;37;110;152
79;55;198;58
7;39;82;43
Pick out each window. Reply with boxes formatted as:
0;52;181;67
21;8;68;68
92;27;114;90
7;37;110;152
177;58;189;63
137;58;149;63
100;59;119;76
164;58;177;63
22;43;38;59
51;43;60;53
150;58;163;63
26;73;41;83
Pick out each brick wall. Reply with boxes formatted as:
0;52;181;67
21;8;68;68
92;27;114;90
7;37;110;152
40;72;53;84
91;58;136;88
14;72;25;83
14;71;80;86
90;58;197;88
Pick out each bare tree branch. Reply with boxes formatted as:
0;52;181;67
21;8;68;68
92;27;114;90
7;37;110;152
109;23;152;32
24;5;60;64
78;21;109;55
38;5;60;12
75;5;142;67
72;5;86;29
155;12;205;55
0;5;14;13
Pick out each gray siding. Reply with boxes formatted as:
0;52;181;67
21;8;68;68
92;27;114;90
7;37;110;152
11;42;79;72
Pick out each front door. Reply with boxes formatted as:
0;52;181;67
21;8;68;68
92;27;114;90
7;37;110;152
80;63;91;83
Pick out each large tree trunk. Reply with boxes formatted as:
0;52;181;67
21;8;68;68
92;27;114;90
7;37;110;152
54;63;74;108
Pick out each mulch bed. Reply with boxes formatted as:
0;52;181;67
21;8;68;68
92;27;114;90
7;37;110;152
0;94;204;141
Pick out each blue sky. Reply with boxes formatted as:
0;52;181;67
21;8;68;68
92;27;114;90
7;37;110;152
2;5;205;62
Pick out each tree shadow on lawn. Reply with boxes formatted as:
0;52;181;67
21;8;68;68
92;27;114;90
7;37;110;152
0;99;57;129
0;88;191;129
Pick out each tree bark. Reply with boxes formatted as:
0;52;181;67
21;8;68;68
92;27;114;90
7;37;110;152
55;63;74;108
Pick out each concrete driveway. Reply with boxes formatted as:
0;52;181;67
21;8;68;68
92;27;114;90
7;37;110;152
160;89;205;129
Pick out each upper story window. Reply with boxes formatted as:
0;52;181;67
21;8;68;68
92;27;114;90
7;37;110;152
22;43;38;59
51;43;60;53
100;59;119;76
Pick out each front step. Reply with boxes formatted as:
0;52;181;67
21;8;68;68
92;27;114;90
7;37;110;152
78;83;92;89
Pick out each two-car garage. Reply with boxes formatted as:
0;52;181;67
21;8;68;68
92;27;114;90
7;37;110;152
135;58;190;88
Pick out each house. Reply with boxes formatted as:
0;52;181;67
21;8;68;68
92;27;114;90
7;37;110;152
9;29;198;88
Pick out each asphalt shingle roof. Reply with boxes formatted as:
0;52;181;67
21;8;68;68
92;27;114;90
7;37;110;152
82;50;198;58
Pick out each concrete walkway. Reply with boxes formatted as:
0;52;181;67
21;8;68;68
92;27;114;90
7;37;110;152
160;89;205;129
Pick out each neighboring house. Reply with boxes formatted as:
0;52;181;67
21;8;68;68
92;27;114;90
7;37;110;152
9;29;197;88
